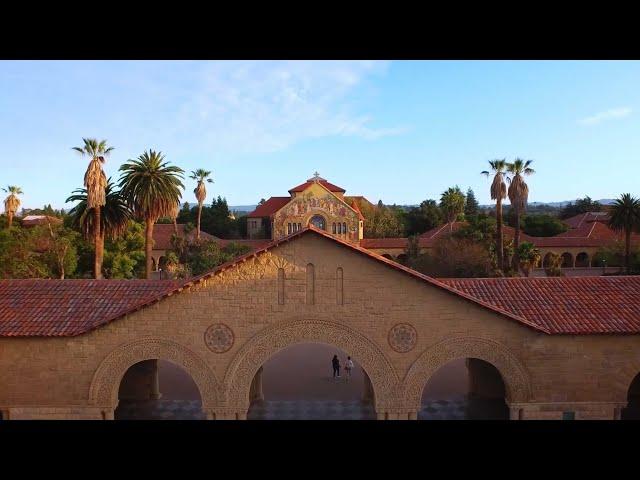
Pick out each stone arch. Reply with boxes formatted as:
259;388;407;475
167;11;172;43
543;252;554;268
575;252;589;268
223;319;400;414
561;252;573;268
381;254;394;260
89;337;221;412
403;336;532;412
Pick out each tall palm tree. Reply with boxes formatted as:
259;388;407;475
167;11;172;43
439;186;466;231
507;158;535;270
608;193;640;274
168;201;181;237
66;179;132;261
482;159;509;271
190;169;213;241
3;186;22;229
119;150;184;279
72;138;113;279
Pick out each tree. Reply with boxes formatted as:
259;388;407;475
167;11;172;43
3;186;22;229
544;252;564;277
0;227;50;278
507;158;535;271
41;221;79;279
118;150;184;279
465;188;479;217
404;199;443;236
168;201;180;236
411;237;492;278
72;138;113;279
66;178;132;278
102;221;146;279
521;214;568;237
481;159;509;271
440;186;466;229
516;241;541;277
404;234;421;267
560;196;602;219
190;169;213;241
608;193;640;274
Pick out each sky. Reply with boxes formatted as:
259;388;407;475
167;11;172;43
1;60;639;210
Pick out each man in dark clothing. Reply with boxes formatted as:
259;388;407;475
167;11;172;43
332;354;341;378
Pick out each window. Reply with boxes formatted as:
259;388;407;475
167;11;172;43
343;222;347;234
293;223;297;232
337;223;342;234
332;223;336;234
298;223;301;231
310;215;326;230
287;223;292;234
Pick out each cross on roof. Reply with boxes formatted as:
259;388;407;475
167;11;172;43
313;171;320;179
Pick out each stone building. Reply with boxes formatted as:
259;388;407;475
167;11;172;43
1;227;640;420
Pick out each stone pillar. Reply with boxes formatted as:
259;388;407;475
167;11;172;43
249;367;264;403
362;374;375;404
149;359;161;400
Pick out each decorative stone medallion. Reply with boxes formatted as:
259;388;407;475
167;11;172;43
204;323;235;353
388;323;417;353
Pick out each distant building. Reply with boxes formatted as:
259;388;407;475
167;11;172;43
20;215;63;228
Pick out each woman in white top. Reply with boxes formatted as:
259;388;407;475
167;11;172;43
345;356;354;378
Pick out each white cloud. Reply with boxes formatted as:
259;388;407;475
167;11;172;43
579;107;632;126
164;61;406;154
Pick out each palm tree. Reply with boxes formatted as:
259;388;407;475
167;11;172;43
118;150;184;279
168;201;181;237
66;179;132;264
482;159;509;271
72;138;113;279
516;241;541;277
3;186;22;229
608;193;640;273
439;186;466;231
190;169;213;241
507;158;535;270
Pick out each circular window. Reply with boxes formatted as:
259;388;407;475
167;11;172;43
309;215;326;230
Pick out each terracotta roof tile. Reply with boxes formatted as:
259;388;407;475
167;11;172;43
246;197;291;218
288;179;345;193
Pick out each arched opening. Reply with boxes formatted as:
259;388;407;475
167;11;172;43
420;358;509;420
543;252;553;268
561;252;573;268
397;253;408;265
622;373;640;420
575;252;589;268
114;359;204;420
309;215;326;230
381;254;394;260
246;342;376;420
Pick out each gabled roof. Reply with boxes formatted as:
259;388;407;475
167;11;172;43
3;226;640;337
563;212;610;229
152;224;219;251
288;179;345;194
440;276;640;334
246;197;291;218
21;215;63;227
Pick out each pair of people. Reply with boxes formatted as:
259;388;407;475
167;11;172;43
332;355;354;379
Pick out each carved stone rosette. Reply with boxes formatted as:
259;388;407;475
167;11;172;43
204;323;235;354
388;323;418;353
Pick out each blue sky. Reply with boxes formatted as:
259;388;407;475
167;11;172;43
1;60;639;210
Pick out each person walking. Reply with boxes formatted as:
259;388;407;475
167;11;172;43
345;356;354;379
332;354;341;379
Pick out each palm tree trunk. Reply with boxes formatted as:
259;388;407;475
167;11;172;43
7;212;13;229
94;207;102;279
197;202;203;241
145;218;154;279
626;228;631;274
496;199;504;271
173;217;179;236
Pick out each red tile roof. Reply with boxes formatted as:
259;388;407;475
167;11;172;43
439;277;640;334
289;179;345;193
153;224;218;250
0;279;181;337
246;197;290;218
21;215;63;227
563;212;610;229
360;237;409;249
3;227;640;337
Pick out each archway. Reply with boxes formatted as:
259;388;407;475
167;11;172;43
246;342;376;420
419;358;509;419
114;359;204;420
381;254;394;261
622;372;640;420
403;337;531;419
543;252;553;268
309;215;326;230
224;319;398;418
561;252;573;268
575;252;589;268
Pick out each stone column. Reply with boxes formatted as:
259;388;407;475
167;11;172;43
149;359;161;400
249;366;264;403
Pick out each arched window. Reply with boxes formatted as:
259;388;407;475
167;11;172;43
337;223;342;234
298;223;301;231
332;223;336;234
309;215;326;230
343;222;347;235
287;223;292;235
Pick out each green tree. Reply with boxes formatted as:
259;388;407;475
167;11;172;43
40;222;79;279
118;150;185;279
560;196;603;219
102;221;146;279
72;138;113;279
507;158;535;271
190;168;213;241
440;186;466;228
404;200;443;236
516;241;541;277
608;193;640;273
3;186;23;229
544;252;564;277
0;227;50;278
521;214;568;237
481;159;509;271
464;188;479;217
